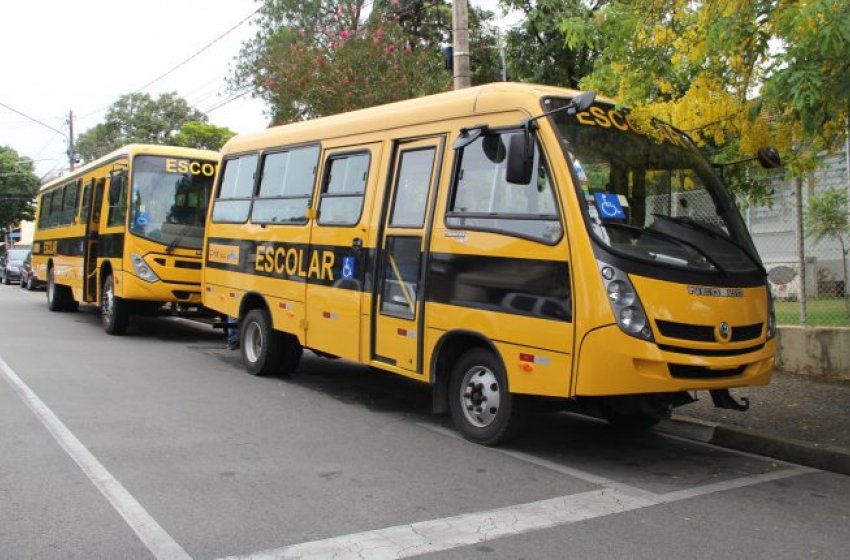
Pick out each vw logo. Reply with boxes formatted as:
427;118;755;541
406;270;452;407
717;321;731;342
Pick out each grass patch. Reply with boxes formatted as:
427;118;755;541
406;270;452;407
776;298;850;327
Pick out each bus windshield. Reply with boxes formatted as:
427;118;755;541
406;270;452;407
547;98;762;276
129;156;215;250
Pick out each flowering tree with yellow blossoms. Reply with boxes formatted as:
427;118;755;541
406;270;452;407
562;0;849;175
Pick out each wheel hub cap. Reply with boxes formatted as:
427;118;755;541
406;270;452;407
460;366;501;428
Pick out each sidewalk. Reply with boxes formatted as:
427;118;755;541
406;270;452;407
656;370;850;475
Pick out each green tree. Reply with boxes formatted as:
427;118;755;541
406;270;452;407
230;1;502;124
501;0;602;87
805;188;850;310
76;92;208;162
0;146;40;234
563;0;849;323
172;121;236;150
562;0;849;166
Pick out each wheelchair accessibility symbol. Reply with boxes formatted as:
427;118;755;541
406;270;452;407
593;193;625;220
342;256;355;279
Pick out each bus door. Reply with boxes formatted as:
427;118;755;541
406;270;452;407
371;137;443;373
81;177;106;302
305;143;382;361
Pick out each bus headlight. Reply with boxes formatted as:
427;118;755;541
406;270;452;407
766;289;776;339
131;253;159;283
598;261;653;341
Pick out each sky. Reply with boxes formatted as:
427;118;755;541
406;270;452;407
0;0;520;180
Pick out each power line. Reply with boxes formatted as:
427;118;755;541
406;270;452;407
0;101;66;137
204;89;252;114
134;7;262;94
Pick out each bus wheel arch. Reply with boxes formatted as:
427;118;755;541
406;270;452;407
100;264;129;335
238;293;302;377
430;330;499;415
46;259;76;312
433;331;528;445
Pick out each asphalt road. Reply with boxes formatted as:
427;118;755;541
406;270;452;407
1;284;848;559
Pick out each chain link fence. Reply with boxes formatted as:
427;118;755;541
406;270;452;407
743;149;850;327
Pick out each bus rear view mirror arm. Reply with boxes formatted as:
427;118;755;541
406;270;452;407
507;90;598;184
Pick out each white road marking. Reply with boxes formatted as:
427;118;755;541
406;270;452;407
220;488;657;560
219;425;812;560
0;355;191;560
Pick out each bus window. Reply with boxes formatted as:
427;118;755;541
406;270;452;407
317;152;369;226
252;145;319;225
107;173;128;227
389;148;435;228
212;154;258;223
49;188;63;227
80;179;94;223
447;131;562;244
62;180;80;224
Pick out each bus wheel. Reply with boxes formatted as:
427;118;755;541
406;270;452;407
101;274;129;335
240;308;297;377
46;267;72;311
449;348;527;445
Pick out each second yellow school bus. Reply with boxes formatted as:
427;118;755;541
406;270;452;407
33;144;218;334
203;83;776;444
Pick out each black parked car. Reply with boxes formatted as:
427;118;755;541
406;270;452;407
19;251;42;290
1;246;31;285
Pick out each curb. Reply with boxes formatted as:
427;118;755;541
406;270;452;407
655;416;850;477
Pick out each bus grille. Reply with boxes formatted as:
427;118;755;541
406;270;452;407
655;320;763;343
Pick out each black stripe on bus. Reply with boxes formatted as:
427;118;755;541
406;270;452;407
426;252;572;322
99;233;125;258
205;237;374;292
32;236;86;257
207;238;572;322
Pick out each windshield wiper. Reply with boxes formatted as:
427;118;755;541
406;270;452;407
165;225;192;254
652;214;766;276
604;221;728;276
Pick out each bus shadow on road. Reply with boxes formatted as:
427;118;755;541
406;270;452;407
242;352;785;495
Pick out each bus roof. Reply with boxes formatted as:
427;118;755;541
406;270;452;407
39;144;219;193
222;82;608;155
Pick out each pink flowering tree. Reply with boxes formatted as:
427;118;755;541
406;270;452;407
231;0;500;124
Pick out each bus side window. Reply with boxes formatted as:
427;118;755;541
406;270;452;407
80;180;94;223
447;131;562;244
317;152;369;226
62;180;80;224
211;154;258;223
49;187;63;227
107;173;128;227
252;145;319;225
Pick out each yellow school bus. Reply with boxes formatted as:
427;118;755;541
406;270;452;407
33;144;218;334
203;83;776;444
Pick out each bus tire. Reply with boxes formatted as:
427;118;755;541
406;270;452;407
241;308;287;377
101;273;129;335
449;348;527;446
46;267;72;311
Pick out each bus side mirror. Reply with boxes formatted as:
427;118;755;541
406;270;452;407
506;131;533;185
757;147;782;169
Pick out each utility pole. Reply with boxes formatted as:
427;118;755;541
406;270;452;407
452;0;471;90
67;110;75;171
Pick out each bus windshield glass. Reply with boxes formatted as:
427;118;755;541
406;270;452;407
547;98;762;276
129;156;216;250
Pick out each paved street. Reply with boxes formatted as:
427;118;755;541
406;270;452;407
1;284;848;560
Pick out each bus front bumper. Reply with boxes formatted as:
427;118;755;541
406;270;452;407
574;325;775;396
120;272;203;304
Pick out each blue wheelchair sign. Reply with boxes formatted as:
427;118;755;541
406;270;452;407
342;256;355;279
594;193;626;220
